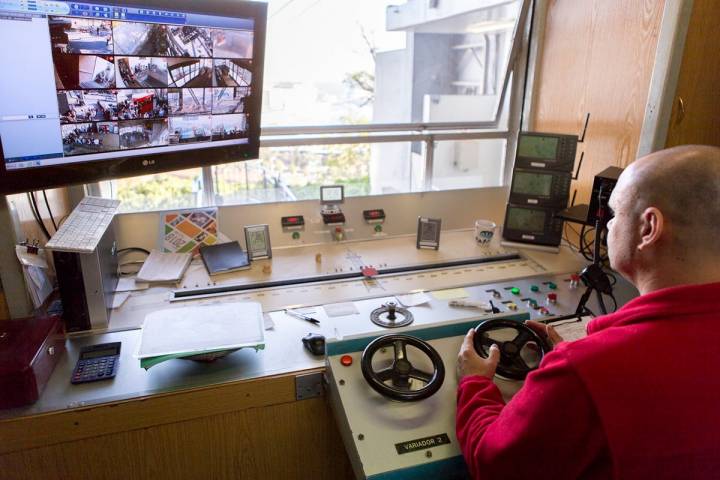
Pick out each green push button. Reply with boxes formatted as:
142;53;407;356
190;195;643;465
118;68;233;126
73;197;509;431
547;282;557;290
530;285;539;293
374;224;383;233
292;231;300;240
511;287;520;295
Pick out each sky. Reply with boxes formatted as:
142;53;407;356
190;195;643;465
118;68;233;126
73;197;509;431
259;0;407;85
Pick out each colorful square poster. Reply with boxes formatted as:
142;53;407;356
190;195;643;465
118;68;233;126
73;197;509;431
161;208;219;254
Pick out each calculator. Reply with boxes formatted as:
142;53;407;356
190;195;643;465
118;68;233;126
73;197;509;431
71;342;121;384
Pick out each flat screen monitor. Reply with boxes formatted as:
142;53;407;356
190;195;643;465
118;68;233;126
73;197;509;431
0;0;266;194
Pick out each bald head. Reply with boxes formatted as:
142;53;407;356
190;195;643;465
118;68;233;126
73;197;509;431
616;145;720;251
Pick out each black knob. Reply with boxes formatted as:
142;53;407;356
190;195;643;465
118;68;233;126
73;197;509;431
386;302;397;320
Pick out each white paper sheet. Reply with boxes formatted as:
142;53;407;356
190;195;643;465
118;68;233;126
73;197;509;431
136;250;192;283
138;302;265;358
395;292;431;307
263;313;275;330
112;292;131;309
115;277;150;292
323;302;359;317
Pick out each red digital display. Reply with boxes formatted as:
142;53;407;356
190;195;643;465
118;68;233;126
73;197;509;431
363;209;385;222
282;216;305;227
322;212;346;225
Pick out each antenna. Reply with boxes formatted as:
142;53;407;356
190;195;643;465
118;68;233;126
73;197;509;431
572;151;584;180
578;113;590;143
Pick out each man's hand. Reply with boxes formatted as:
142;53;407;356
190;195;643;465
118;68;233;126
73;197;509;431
457;329;500;381
525;320;564;347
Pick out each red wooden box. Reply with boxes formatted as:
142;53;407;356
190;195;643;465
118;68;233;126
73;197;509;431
0;315;65;409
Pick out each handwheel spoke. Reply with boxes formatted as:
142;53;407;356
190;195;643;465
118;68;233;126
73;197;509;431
511;355;530;371
512;329;533;348
393;340;408;361
409;368;432;383
377;368;395;382
479;334;496;349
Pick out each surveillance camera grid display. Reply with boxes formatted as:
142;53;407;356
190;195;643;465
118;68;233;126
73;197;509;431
47;14;254;157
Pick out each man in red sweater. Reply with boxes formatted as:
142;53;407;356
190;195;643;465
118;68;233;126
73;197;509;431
456;145;720;479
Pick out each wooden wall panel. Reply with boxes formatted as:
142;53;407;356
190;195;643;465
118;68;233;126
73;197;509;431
0;398;353;480
665;0;720;147
531;0;665;206
0;373;354;480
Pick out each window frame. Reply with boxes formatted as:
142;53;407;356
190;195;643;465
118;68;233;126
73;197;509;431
116;0;535;211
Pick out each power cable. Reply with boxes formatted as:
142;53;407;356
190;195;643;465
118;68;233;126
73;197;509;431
42;190;58;231
27;192;51;240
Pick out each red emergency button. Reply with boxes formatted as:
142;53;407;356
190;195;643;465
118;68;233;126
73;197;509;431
547;293;557;304
341;355;353;366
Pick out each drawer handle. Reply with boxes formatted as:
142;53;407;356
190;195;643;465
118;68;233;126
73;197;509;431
47;346;56;356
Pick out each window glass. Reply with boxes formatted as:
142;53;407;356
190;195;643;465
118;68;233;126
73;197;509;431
261;0;521;126
429;139;506;191
212;143;384;205
106;168;205;212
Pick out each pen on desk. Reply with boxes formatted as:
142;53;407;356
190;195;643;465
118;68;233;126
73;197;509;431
284;309;320;325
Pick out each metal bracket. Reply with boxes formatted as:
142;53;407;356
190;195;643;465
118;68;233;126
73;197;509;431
295;372;324;401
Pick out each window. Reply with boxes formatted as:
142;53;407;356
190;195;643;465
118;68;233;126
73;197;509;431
109;0;529;212
108;168;204;212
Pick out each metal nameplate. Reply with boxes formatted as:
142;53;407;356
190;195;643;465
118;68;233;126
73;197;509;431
395;433;451;455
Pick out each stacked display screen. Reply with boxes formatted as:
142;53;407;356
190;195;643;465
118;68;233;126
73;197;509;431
51;17;253;157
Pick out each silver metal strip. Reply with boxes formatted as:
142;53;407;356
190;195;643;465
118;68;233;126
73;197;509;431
260;130;509;148
637;0;694;156
493;0;532;124
261;121;500;136
200;166;214;207
522;0;547;131
424;137;435;190
503;0;534;186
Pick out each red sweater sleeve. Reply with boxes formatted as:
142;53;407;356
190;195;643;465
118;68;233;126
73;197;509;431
456;348;610;479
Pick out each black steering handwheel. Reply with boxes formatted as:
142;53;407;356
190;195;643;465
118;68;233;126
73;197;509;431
473;319;550;380
361;334;445;402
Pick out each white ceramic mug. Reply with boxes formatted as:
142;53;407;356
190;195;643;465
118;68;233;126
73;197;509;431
474;219;497;244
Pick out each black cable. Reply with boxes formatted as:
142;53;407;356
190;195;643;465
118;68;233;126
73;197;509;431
563;222;585;252
579;225;595;261
42;190;58;231
31;192;53;239
595;289;608;315
27;192;51;240
117;247;151;255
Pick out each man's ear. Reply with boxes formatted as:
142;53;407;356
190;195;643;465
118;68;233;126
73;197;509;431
637;207;664;251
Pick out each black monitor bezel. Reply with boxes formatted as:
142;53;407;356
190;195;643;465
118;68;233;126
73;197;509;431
0;0;267;195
